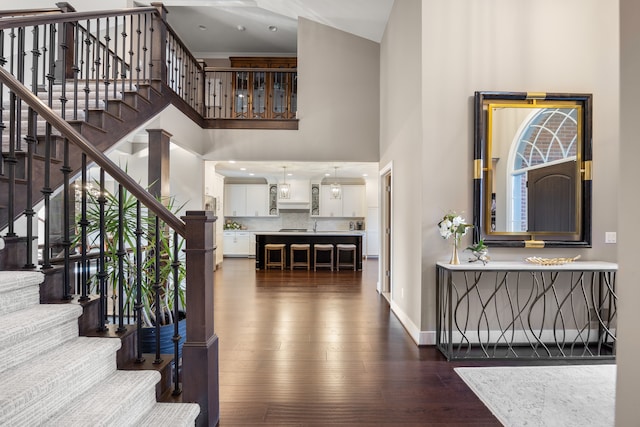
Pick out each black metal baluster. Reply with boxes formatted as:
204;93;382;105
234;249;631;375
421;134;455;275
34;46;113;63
121;16;128;93
103;17;111;109
5;28;19;238
135;200;145;363
72;21;79;121
135;14;142;85
23;25;40;269
147;13;153;84
94;19;101;109
41;24;56;271
117;183;126;333
112;16;119;100
59;22;68;121
83;19;91;120
167;37;173;90
61;135;72;300
172;230;182;395
142;13;148;82
153;215;162;364
128;15;134;90
79;154;89;302
40;26;48;92
97;168;107;331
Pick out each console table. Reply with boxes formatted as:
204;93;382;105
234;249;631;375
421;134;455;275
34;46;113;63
436;261;617;360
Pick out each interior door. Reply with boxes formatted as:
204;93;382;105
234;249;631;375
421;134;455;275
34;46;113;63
527;160;576;232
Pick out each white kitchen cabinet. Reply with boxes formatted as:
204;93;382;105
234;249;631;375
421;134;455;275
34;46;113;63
223;231;254;256
341;185;366;217
245;185;268;217
319;185;343;217
224;184;268;217
319;184;365;217
366;207;380;257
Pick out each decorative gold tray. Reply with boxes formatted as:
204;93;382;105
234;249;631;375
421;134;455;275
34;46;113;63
524;255;581;265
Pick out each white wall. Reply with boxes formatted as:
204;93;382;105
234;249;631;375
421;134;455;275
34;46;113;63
200;18;380;163
617;1;639;424
379;0;424;339
380;0;619;341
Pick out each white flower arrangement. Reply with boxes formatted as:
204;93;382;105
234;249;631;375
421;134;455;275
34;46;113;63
438;212;473;243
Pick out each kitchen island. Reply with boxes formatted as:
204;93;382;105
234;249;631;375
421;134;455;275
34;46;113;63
255;231;364;270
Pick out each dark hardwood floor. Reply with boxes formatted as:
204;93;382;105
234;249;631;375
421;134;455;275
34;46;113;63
213;258;501;426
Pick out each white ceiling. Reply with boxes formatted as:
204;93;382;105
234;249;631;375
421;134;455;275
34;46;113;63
214;160;379;182
152;0;394;57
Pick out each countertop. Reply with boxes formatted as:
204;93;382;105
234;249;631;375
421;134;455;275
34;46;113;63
254;231;365;236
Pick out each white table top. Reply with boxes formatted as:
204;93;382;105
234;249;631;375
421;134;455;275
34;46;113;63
436;260;618;272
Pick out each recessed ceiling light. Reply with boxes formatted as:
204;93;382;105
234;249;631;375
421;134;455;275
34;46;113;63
249;173;255;176
362;173;368;177
268;25;278;32
229;160;236;163
240;167;246;171
198;25;207;31
236;25;246;31
324;173;331;177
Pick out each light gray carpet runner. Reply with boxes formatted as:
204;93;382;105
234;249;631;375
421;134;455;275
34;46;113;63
0;271;199;426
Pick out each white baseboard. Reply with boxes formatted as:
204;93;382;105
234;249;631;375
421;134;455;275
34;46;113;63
388;299;436;346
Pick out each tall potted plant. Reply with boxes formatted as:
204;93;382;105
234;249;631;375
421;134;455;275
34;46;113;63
76;180;187;355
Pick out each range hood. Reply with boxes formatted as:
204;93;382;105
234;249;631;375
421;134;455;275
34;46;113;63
277;200;310;211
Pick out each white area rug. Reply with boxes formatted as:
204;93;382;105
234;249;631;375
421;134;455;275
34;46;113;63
455;365;616;427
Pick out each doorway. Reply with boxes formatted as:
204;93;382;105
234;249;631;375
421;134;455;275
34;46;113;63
380;166;392;299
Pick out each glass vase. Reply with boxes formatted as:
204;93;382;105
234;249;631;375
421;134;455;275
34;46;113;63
450;238;460;265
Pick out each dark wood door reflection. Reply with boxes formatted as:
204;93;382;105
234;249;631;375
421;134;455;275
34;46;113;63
213;258;501;426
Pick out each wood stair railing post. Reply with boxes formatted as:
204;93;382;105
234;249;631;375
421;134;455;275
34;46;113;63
150;3;168;86
181;210;218;427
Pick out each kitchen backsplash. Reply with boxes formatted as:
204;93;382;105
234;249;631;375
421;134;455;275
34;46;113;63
225;212;365;231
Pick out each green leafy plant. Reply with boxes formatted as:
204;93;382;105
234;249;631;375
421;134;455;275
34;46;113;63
465;238;488;253
75;180;186;327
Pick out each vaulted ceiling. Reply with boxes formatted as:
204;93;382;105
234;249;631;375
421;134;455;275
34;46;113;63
143;0;394;57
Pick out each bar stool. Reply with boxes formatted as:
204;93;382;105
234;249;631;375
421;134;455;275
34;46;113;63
313;244;334;271
264;243;286;270
336;243;357;271
290;243;311;270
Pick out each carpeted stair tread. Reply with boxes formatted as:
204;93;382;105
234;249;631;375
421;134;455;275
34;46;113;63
0;304;82;373
0;337;121;426
0;271;43;316
0;271;44;293
43;370;160;426
135;402;201;426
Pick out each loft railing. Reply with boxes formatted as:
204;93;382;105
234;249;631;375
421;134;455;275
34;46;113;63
204;67;297;119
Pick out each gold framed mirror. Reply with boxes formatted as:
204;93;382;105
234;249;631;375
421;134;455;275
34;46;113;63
473;92;592;248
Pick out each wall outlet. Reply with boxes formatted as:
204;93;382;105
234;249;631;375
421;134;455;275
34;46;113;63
605;232;616;244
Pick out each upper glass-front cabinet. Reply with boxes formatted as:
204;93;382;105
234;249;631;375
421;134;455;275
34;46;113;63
473;91;593;248
231;57;297;119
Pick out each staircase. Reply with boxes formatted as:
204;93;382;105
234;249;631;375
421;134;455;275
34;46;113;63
0;270;199;425
0;6;220;425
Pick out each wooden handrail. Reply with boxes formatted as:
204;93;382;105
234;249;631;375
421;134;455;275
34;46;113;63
0;8;63;18
0;7;156;29
0;66;186;237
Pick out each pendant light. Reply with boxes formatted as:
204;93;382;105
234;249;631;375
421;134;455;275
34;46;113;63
279;166;290;199
330;166;341;199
